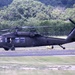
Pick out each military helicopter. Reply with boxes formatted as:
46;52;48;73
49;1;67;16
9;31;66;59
0;19;75;51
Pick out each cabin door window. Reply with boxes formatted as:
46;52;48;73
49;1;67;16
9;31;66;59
15;38;20;43
15;37;25;43
20;37;25;43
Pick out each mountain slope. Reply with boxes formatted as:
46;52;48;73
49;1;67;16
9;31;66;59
38;0;75;7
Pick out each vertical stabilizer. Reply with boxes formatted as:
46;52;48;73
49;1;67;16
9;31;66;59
66;28;75;42
66;19;75;43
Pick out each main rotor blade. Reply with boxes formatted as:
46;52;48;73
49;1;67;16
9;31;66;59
0;29;9;32
22;26;52;29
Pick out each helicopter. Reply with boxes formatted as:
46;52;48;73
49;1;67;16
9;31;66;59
0;19;75;51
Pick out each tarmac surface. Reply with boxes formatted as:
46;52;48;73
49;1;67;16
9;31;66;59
0;42;75;57
0;50;75;57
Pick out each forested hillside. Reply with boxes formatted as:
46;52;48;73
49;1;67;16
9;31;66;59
38;0;75;7
0;0;75;35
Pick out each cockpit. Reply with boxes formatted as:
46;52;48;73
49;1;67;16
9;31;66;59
0;36;26;44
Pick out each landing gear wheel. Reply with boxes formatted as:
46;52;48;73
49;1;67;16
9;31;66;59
63;47;65;49
4;48;9;51
11;46;15;51
11;48;15;51
51;45;54;49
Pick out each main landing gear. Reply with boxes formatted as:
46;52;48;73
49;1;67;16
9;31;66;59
4;46;15;51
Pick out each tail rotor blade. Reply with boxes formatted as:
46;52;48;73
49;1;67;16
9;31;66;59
0;29;9;32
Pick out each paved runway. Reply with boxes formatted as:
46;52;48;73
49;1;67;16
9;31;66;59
0;42;75;57
0;50;75;57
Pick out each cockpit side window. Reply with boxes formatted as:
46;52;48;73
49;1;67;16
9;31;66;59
4;38;12;43
0;37;3;42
